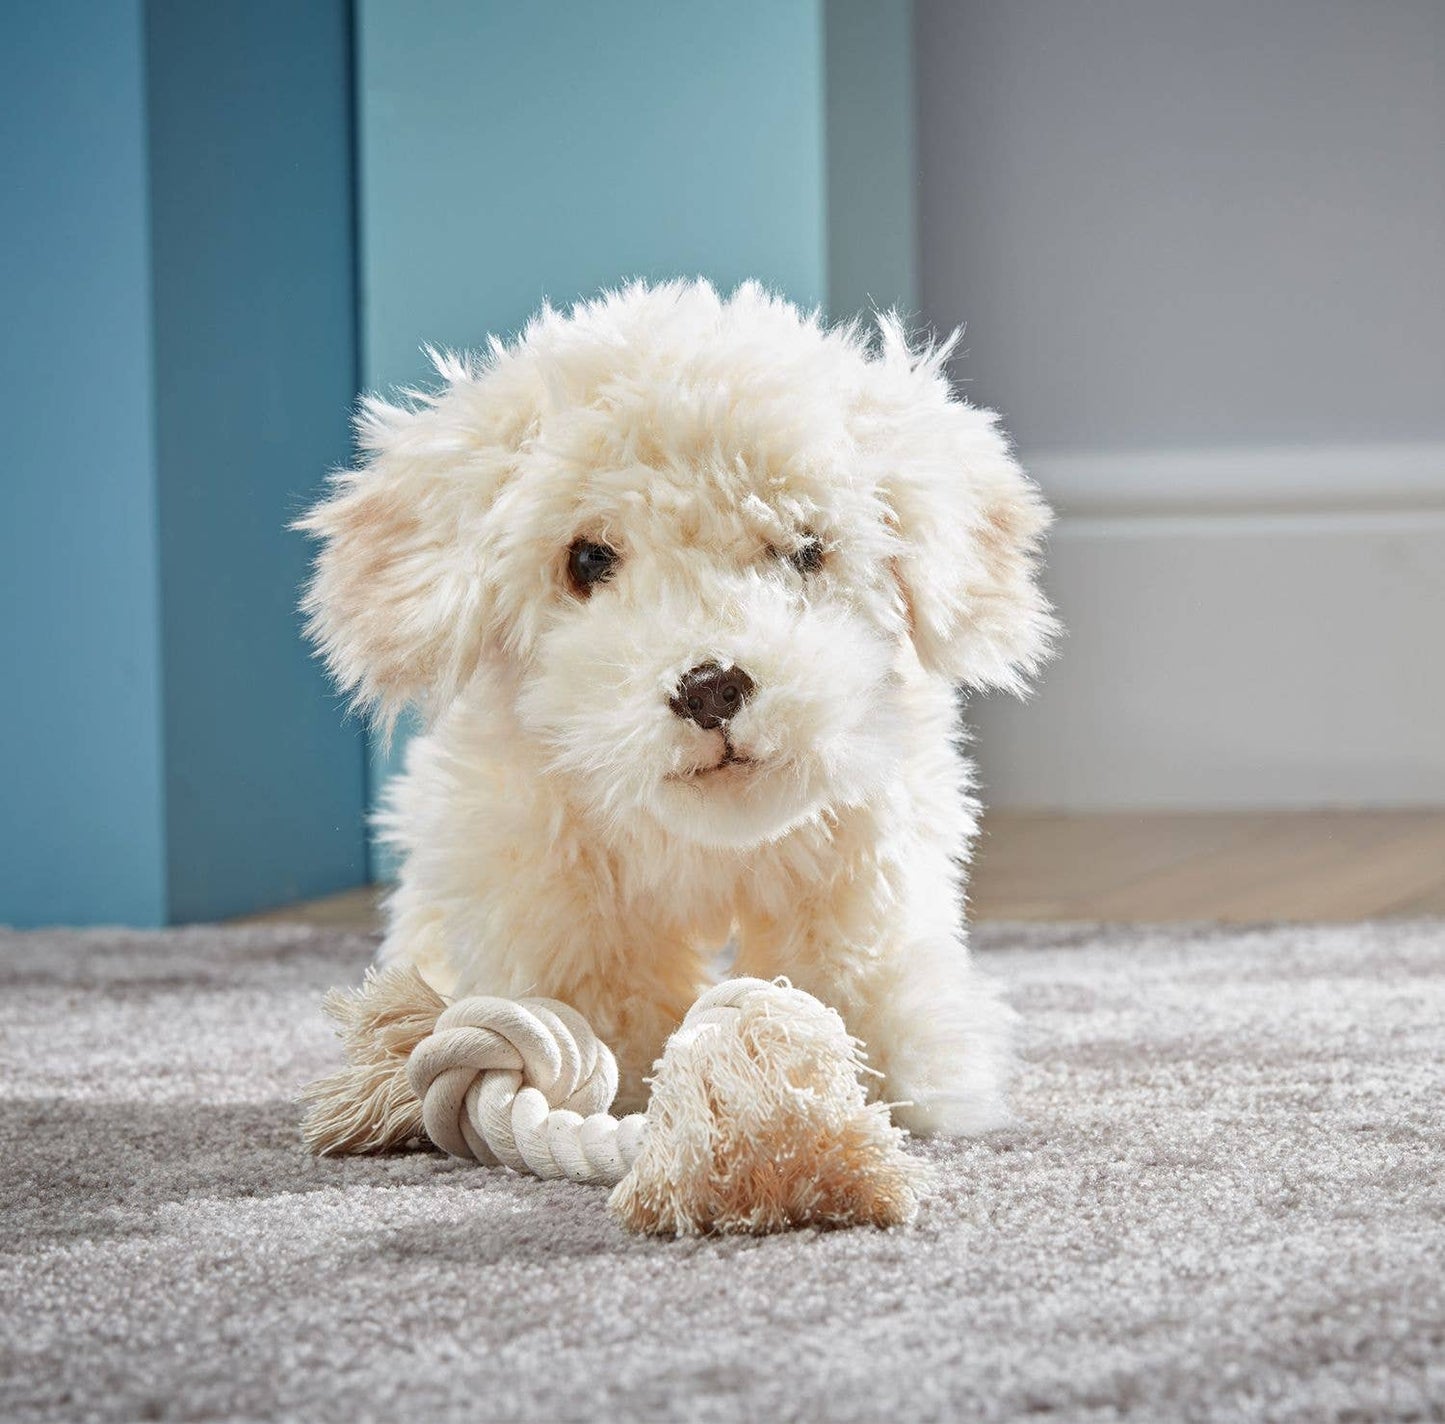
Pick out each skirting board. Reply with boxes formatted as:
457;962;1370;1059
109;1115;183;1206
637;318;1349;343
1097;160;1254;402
1029;443;1445;518
968;508;1445;810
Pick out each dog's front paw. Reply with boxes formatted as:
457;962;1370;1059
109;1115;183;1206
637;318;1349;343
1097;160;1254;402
887;1080;1012;1138
864;976;1018;1138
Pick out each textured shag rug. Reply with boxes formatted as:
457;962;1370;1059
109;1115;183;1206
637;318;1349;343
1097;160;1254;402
1;919;1441;1423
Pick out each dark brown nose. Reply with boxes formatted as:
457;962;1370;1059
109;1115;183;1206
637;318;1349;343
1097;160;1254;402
670;663;755;729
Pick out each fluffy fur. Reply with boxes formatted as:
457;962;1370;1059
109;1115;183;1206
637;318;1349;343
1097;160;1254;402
298;279;1054;1134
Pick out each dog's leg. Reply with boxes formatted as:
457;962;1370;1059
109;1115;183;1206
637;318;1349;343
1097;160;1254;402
734;811;1014;1137
831;933;1016;1137
736;928;1013;1137
559;953;709;1114
379;868;709;1115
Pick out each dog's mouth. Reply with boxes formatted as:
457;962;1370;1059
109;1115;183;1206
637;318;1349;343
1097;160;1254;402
666;736;760;782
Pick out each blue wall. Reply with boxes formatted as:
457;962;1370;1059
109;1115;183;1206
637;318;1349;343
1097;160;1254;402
146;0;366;920
357;0;826;391
2;0;365;926
824;0;917;322
2;1;168;926
356;0;829;854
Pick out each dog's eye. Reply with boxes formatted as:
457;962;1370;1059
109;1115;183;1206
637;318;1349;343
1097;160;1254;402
787;536;825;576
567;539;619;594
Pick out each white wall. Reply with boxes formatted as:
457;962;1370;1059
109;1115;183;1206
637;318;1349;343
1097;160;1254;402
917;0;1445;809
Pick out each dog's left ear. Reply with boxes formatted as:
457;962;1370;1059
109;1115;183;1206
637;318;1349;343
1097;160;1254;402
858;318;1057;693
295;352;538;735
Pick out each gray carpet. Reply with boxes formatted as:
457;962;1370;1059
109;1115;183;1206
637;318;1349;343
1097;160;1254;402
1;920;1441;1423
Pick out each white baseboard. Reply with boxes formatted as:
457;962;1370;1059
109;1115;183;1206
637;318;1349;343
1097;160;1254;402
969;505;1445;811
1029;442;1445;518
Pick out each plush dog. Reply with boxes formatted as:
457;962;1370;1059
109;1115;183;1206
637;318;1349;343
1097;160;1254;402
299;280;1054;1135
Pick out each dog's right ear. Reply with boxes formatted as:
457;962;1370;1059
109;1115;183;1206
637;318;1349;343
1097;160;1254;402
295;354;534;734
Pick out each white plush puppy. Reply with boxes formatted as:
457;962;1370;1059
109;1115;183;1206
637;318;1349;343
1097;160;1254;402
300;280;1054;1135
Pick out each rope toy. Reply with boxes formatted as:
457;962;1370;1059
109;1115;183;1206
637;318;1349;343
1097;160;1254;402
302;969;924;1235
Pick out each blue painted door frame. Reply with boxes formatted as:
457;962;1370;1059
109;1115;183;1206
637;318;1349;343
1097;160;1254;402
2;0;367;926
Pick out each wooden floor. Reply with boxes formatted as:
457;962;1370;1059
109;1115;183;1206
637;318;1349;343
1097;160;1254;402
968;810;1445;921
236;811;1445;929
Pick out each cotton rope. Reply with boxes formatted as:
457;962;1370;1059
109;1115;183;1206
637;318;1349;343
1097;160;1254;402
403;977;776;1187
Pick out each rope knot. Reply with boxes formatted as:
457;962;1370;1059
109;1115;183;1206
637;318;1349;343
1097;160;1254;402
405;996;643;1182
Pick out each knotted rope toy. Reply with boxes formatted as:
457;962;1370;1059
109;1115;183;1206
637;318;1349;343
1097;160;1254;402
301;968;924;1235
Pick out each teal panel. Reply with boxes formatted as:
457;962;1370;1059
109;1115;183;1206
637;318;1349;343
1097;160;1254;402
145;0;367;920
824;0;918;322
1;0;167;927
357;0;828;872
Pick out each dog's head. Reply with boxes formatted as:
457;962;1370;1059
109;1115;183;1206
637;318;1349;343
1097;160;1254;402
299;281;1054;849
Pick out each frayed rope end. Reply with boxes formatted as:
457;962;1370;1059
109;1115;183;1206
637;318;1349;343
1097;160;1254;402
299;964;446;1155
610;978;928;1236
